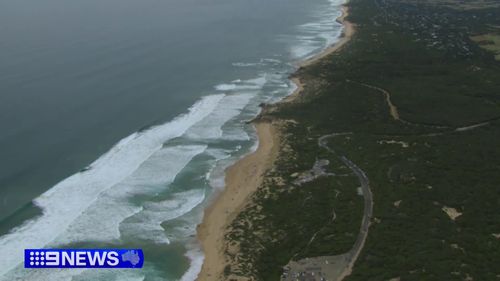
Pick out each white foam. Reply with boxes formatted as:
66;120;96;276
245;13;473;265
232;58;283;68
221;129;250;141
232;62;262;67
214;75;268;92
204;148;232;160
0;94;225;277
206;158;229;191
291;44;319;59
181;245;204;281
286;0;345;60
261;58;282;64
214;83;261;91
245;76;267;87
119;189;206;244
328;0;347;5
0;0;349;279
55;145;207;244
185;93;255;140
214;83;237;91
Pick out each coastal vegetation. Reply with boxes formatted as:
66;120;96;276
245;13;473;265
221;0;500;280
472;32;500;61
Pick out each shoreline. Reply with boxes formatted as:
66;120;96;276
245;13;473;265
196;5;354;281
196;122;280;281
299;6;354;69
284;6;354;104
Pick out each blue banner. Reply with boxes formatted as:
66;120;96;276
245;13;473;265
24;249;144;268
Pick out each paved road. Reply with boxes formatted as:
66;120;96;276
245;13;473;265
318;133;373;280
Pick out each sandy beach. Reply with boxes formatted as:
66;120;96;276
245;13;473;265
283;6;354;104
196;5;354;281
196;121;280;281
300;6;354;68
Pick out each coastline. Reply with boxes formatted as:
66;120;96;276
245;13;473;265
196;5;354;281
283;6;354;104
300;6;354;68
196;121;280;281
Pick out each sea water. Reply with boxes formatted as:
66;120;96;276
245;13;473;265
0;0;345;279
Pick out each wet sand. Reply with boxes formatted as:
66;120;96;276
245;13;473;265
196;122;280;281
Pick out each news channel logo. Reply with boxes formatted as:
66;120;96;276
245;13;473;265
24;249;144;269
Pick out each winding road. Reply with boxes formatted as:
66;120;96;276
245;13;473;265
346;79;451;129
318;133;373;280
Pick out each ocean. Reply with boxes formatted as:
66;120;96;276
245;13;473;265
0;0;345;279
